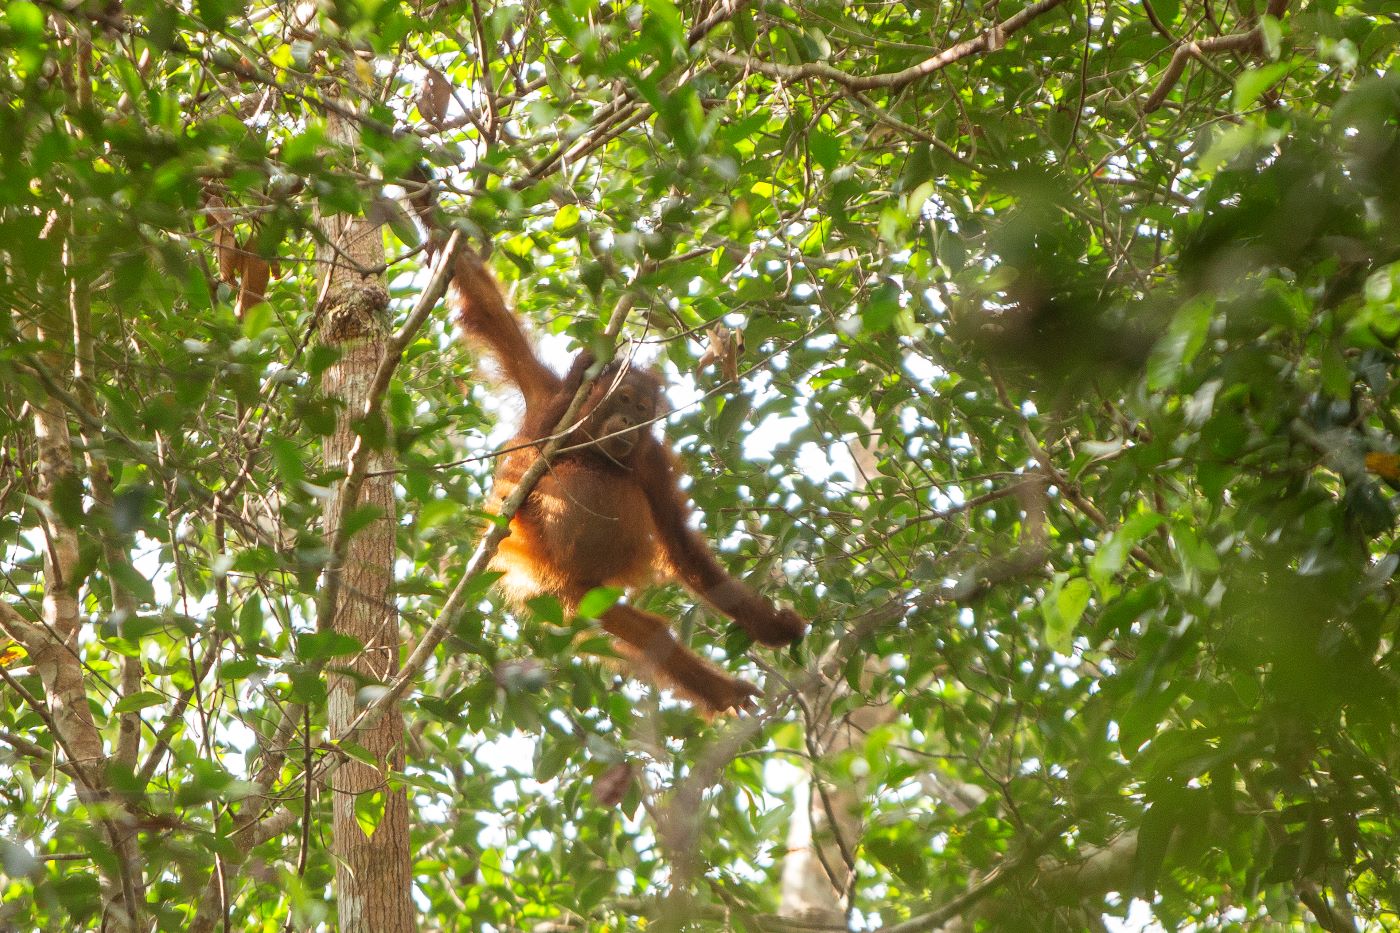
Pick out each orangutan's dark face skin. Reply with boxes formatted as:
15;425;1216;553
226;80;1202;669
579;372;659;462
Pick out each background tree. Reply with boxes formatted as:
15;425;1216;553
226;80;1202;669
2;0;1399;931
313;73;414;932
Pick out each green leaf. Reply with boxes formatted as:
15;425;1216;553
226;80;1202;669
355;790;386;837
339;503;385;540
296;631;363;661
808;130;840;171
1319;345;1351;399
1057;578;1091;630
554;203;581;232
269;436;305;485
1172;522;1220;574
535;737;570;780
380;197;421;248
576;586;623;619
714;393;754;442
51;470;84;528
280;125;326;171
240;300;274;338
239;594;265;650
287;666;327;704
1090;510;1165;591
527;595;564;626
111;485;151;535
5;0;43;39
1148;299;1212;391
108;560;156;606
417;498;460;530
113;691;166;714
338;742;379;767
1233;62;1290;111
1044;576;1090;654
217;659;260;681
196;0;244;30
861;281;901;333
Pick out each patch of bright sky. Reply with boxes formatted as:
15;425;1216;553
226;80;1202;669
1104;899;1172;932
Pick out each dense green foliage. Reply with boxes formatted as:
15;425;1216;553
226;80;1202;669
3;0;1400;929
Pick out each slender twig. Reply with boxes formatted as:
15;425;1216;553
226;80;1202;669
1065;0;1094;158
1142;0;1177;41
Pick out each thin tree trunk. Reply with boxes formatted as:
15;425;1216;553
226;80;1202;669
315;95;415;933
0;218;144;931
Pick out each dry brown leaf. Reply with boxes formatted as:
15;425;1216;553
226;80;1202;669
1366;451;1400;481
697;325;744;383
206;194;233;228
722;327;745;383
591;762;634;808
236;255;270;317
213;224;241;285
418;68;453;128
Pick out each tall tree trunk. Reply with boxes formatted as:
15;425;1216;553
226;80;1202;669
776;418;997;929
778;415;888;927
778;666;897;926
316;95;415;932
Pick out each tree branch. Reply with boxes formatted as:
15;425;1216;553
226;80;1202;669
708;0;1069;91
1142;29;1264;113
880;819;1073;933
0;727;79;780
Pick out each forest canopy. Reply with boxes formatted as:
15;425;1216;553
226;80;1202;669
2;0;1400;930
